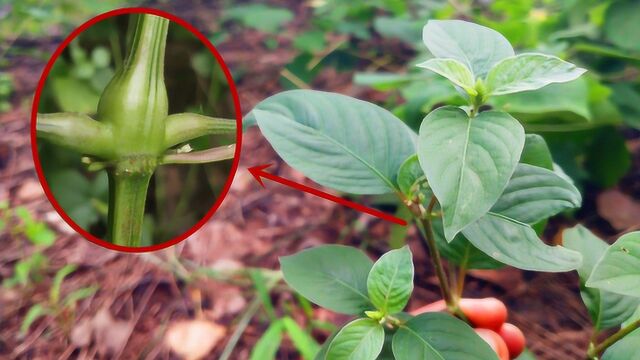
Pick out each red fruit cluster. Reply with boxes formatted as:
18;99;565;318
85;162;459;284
410;298;525;360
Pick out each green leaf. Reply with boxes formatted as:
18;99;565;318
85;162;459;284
422;20;514;78
462;212;581;272
20;304;48;336
280;245;373;315
250;320;284;360
396;154;430;201
587;232;640;298
418;106;524;240
63;286;98;308
490;164;582;225
520;134;553;170
248;90;417;194
367;246;414;314
515;349;537;360
250;270;276;320
433;219;503;270
416;58;477;95
486;54;586;96
564;226;640;330
293;31;326;53
392;312;498;360
491;78;591;121
326;318;385;360
24;222;56;247
224;4;293;33
601;329;640;360
50;76;100;114
50;264;77;304
282;317;321;359
604;0;640;52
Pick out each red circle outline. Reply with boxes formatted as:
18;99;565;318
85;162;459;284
30;7;243;253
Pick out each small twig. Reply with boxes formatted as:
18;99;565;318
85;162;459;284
160;144;236;164
218;297;261;360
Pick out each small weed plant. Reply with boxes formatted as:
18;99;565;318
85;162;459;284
246;20;640;360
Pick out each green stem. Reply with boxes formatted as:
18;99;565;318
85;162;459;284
588;318;640;358
107;158;155;246
406;196;455;309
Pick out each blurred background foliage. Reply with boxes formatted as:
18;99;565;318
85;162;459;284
217;0;639;193
36;13;236;245
3;0;638;243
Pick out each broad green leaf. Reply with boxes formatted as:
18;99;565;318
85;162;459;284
367;246;414;314
282;317;321;360
486;54;586;96
601;329;640;360
392;312;498;360
490;164;581;225
326;319;384;360
462;213;582;272
247;90;417;194
587;232;640;298
520;134;553;170
418;106;524;241
564;226;640;330
491;78;591;121
604;0;640;52
422;20;514;78
416;58;477;95
433;219;503;270
280;245;373;314
250;320;284;360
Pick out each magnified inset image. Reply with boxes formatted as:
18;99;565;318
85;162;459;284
32;9;241;250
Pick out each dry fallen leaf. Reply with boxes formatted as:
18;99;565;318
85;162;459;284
164;319;226;360
69;318;92;348
597;189;640;230
15;179;43;202
91;307;132;356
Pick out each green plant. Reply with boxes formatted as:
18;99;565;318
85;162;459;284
245;19;640;359
36;14;237;246
20;264;97;337
1;204;55;288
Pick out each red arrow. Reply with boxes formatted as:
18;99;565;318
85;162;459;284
248;164;407;226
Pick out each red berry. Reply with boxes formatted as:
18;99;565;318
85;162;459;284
459;297;508;331
409;300;447;315
498;323;526;359
475;328;510;360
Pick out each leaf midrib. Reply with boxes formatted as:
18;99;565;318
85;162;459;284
449;116;473;236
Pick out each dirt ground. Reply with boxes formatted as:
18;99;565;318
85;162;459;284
2;1;640;359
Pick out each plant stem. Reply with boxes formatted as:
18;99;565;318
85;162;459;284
107;158;155;246
588;318;640;358
408;196;454;308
